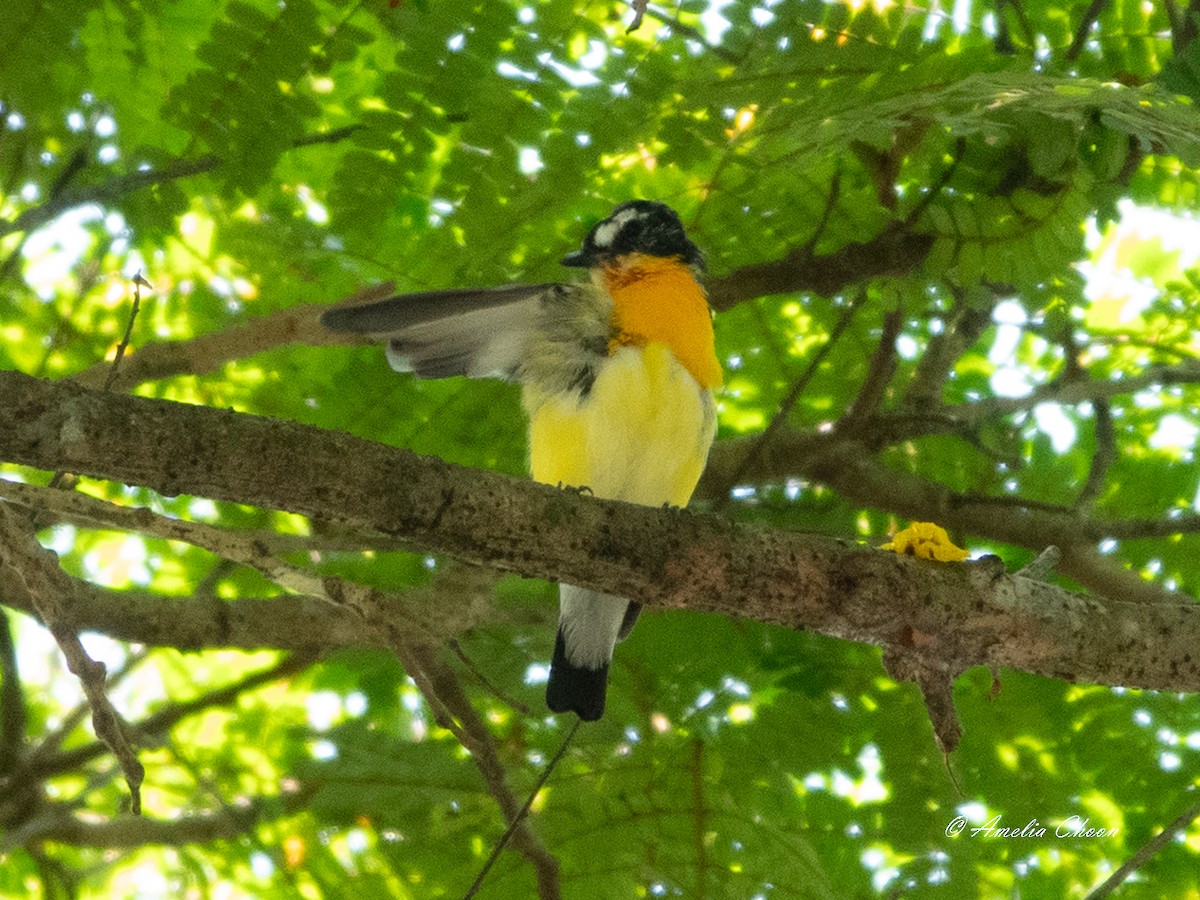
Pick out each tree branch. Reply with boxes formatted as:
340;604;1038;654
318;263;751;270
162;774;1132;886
705;224;934;311
0;478;417;556
902;287;998;409
1066;0;1108;62
0;125;363;240
0;611;26;777
0;155;220;240
840;302;903;433
3;654;314;793
404;643;562;899
3;371;1200;697
1075;398;1115;512
1084;793;1200;899
0;562;498;655
6;794;295;848
701;428;1194;605
946;362;1200;426
60;222;938;394
71;296;379;391
712;290;866;508
0;504;144;813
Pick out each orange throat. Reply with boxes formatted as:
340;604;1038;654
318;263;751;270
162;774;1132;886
600;255;722;389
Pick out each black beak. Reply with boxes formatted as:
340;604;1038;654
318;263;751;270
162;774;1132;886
561;248;593;268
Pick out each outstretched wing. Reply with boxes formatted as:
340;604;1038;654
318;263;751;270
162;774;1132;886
320;283;559;380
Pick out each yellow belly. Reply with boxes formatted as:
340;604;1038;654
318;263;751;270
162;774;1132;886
524;343;715;506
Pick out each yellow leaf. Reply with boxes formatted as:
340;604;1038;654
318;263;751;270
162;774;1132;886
880;522;970;562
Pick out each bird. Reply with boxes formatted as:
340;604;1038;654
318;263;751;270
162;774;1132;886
321;200;721;721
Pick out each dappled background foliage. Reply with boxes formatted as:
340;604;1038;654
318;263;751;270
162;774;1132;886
3;0;1200;896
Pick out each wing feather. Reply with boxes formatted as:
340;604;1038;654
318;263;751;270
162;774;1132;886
321;284;556;380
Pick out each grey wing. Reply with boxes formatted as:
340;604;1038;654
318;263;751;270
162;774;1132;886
321;283;558;380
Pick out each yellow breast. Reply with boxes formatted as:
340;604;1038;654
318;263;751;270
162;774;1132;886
525;344;716;506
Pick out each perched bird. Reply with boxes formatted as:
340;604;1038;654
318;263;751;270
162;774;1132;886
321;200;721;720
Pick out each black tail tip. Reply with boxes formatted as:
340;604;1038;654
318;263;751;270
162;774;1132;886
546;631;609;721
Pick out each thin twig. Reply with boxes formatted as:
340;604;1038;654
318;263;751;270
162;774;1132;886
49;272;149;491
1084;793;1200;899
951;363;1200;426
72;284;394;390
449;640;533;716
646;4;741;62
103;273;151;391
0;479;334;603
626;0;649;32
804;166;843;254
1016;546;1061;581
691;738;708;899
389;641;561;898
462;718;581;900
1075;399;1115;512
6;653;314;790
1066;0;1108;62
4;793;298;849
905;137;966;227
713;290;867;509
1;125;361;239
1;156;217;239
0;506;144;813
1004;0;1037;47
839;303;904;435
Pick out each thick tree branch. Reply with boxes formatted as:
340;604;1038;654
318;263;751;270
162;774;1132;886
3;371;1200;697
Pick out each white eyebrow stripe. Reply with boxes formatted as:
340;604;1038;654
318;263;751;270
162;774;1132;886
593;220;620;247
591;207;644;248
